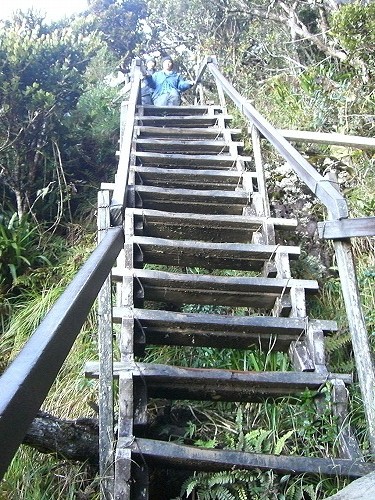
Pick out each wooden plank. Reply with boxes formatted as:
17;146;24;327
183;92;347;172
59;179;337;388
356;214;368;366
111;269;319;309
135;151;237;168
333;239;375;455
132;209;297;242
279;129;375;150
141;105;223;116
135;115;232;128
112;308;336;351
136;126;241;138
132;236;300;270
318;217;375;239
86;362;352;401
132;185;249;215
136;138;243;153
97;191;114;498
133;166;247;190
131;438;375;477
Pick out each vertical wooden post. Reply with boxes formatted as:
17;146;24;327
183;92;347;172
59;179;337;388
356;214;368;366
326;171;375;455
333;238;375;455
97;190;115;499
250;126;271;218
209;56;227;111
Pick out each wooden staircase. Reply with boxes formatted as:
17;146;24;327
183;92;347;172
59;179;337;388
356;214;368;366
87;104;372;499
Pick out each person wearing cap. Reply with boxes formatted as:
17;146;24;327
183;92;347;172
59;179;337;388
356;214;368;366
146;56;195;106
141;56;156;105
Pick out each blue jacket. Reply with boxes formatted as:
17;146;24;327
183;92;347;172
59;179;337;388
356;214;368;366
146;70;193;99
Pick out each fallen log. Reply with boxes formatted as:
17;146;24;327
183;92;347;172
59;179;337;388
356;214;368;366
23;411;99;465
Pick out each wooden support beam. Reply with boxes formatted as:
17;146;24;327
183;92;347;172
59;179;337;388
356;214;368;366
131;438;375;477
278;130;375;150
318;217;375;239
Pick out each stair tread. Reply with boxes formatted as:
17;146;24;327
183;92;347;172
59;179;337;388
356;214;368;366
127;438;374;477
135;138;243;152
133;166;250;189
112;307;336;350
140;105;223;116
132;208;297;229
112;268;318;308
132;236;299;270
135;126;241;137
135;116;232;128
135;151;238;168
131;186;249;215
86;361;352;398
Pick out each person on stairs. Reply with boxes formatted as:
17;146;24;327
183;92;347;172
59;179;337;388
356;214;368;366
146;55;195;106
141;56;157;105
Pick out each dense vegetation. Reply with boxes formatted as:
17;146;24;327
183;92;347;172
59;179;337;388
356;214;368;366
0;0;374;498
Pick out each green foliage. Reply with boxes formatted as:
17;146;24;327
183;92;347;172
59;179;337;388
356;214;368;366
331;3;375;79
87;0;148;64
0;11;102;219
0;213;50;292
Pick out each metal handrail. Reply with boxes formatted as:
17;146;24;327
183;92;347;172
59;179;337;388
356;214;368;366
0;227;124;479
110;58;142;226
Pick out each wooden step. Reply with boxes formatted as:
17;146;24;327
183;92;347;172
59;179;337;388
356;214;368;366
132;209;298;243
112;308;337;351
112;269;319;308
135;151;237;169
131;186;249;215
127;438;375;478
135;126;241;139
133;167;249;190
135;115;232;128
135;138;243;154
132;237;300;270
86;362;351;401
140;105;223;116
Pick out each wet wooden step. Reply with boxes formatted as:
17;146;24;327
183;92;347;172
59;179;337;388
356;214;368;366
112;269;319;308
135;151;237;169
140;105;223;116
135;126;241;139
135;115;232;128
135;138;243;154
132;236;300;270
112;308;337;351
86;362;351;401
127;438;375;478
132;209;297;243
131;186;249;215
133;167;249;190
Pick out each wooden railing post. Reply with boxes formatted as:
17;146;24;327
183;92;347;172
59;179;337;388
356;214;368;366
97;190;115;498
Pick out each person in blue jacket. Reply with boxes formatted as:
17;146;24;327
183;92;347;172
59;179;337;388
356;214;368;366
147;56;194;106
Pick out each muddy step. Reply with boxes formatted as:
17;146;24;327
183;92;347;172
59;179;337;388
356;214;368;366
131;209;297;243
130;186;249;215
111;308;336;351
133;167;249;190
131;236;300;270
112;269;319;309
